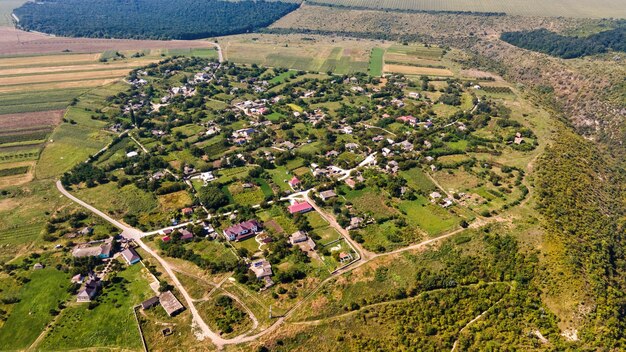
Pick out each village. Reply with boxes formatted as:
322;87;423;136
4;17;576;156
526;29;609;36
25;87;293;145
53;56;536;341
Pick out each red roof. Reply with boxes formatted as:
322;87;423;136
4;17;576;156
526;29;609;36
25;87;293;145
288;201;313;214
162;236;171;242
288;176;300;185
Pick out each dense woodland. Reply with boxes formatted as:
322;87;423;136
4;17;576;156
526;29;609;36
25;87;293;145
13;0;299;40
501;27;626;58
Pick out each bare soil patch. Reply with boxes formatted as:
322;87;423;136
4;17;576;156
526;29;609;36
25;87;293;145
0;27;210;56
0;110;63;130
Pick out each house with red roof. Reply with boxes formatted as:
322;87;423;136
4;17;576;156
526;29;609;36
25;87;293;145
223;220;261;241
397;115;418;126
288;201;313;214
288;176;301;189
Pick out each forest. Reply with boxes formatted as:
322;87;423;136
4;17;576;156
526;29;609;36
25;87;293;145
501;27;626;59
536;130;626;347
12;0;299;40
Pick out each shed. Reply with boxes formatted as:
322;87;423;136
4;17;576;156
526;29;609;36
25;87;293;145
160;291;184;317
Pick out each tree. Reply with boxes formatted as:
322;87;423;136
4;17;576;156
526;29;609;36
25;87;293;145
198;185;228;210
159;281;174;292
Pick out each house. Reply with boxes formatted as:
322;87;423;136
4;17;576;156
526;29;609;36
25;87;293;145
249;260;273;279
77;276;101;302
288;176;301;189
341;126;353;134
126;151;139;158
33;263;44;270
339;252;353;263
345;142;359;151
161;236;171;242
72;237;114;259
347;217;363;230
408;92;420;99
224;220;261;241
372;135;385;142
397;140;414;151
514;132;524;145
319;190;337;201
430;192;442;200
199;171;215;183
71;274;84;284
386;160;399;174
289;231;308;245
160;291;185;317
121;247;141;265
397;115;417;126
281;141;296;150
182;207;193;216
382;147;392;157
325;150;339;158
288;201;313;214
180;229;194;241
345;178;356;189
141;296;160;310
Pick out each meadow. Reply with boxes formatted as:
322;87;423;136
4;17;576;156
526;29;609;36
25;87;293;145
222;34;385;74
0;268;70;350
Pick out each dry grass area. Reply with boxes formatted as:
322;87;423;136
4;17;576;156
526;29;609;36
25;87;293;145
0;60;154;76
0;110;63;130
0;78;120;94
0;27;211;56
0;53;100;68
0;160;34;187
270;4;583;40
383;64;453;76
0;68;133;85
306;0;626;18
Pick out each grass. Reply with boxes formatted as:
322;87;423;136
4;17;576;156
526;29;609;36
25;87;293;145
216;166;253;183
303;0;625;18
269;70;298;84
0;0;26;26
344;187;398;220
399;167;436;192
186;240;238;267
40;262;154;350
369;47;384;76
398;196;460;236
0;268;70;350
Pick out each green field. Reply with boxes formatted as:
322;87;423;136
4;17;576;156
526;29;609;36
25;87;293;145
399;167;436;192
0;268;70;350
307;0;626;18
369;47;384;76
40;262;153;350
398;196;460;235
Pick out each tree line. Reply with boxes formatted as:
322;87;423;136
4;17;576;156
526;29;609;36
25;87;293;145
13;0;299;40
501;27;626;59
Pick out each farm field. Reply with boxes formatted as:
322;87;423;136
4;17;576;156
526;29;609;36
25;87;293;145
0;27;213;56
221;34;387;74
301;0;626;18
